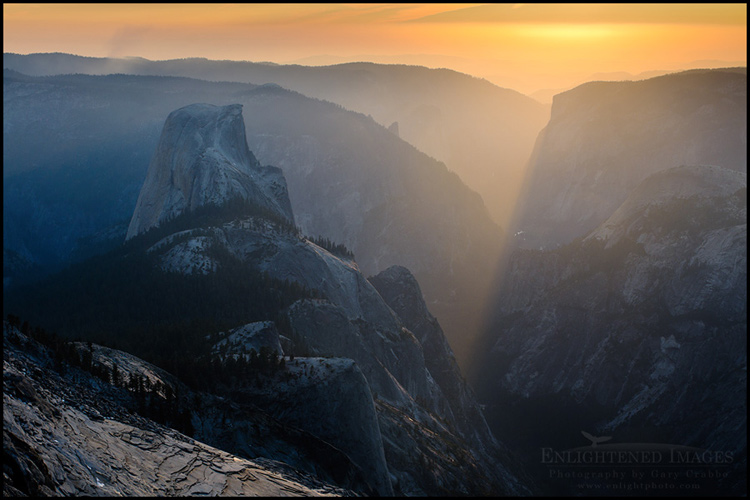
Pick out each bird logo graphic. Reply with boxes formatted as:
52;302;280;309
581;430;612;447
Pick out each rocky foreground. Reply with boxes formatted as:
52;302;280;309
3;322;354;497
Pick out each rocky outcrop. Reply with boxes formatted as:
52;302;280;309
129;102;527;495
368;266;530;496
148;217;526;495
210;321;285;359
239;86;505;365
278;296;530;496
3;322;355;497
205;316;393;496
3;70;503;370
475;165;746;495
368;266;496;447
514;68;746;250
233;356;392;496
284;298;425;409
4;52;550;227
126;103;293;239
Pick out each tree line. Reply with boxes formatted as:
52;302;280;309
6;314;193;436
308;235;355;259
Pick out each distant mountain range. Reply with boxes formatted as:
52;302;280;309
2;64;506;365
530;61;745;103
2;52;550;229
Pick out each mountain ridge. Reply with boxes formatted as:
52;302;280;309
474;164;746;495
2;51;550;228
5;101;529;496
2;68;505;367
513;67;746;250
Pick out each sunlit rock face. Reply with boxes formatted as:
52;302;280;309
475;165;746;495
514;68;746;250
126;103;292;240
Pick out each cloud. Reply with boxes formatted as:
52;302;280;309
283;4;462;25
405;3;746;25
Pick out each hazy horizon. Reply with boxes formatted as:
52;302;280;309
3;3;746;96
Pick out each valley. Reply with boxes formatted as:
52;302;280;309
3;48;746;497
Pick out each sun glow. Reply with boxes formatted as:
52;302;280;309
2;3;746;94
514;23;619;40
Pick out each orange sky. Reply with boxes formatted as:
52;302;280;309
3;3;746;94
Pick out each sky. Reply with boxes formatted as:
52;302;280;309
3;3;747;95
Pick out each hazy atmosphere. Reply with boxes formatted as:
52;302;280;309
4;3;746;95
3;3;747;497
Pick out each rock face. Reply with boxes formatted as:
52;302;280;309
10;101;524;496
3;52;550;227
3;323;355;497
143;209;528;493
368;265;496;448
367;266;529;495
238;86;504;366
126;103;292;239
211;321;285;359
475;165;747;495
514;68;746;250
233;356;392;496
3;70;502;370
146;206;521;495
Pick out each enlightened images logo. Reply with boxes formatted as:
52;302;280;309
541;430;735;467
540;431;735;491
